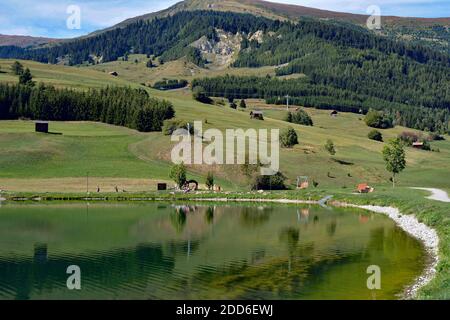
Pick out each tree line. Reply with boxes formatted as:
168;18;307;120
0;83;175;132
192;75;449;133
153;79;188;90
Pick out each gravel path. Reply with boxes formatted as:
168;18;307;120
411;188;450;203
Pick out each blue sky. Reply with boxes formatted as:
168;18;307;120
0;0;449;38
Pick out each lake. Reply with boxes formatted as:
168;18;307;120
0;202;426;300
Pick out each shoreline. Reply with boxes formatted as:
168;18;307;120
0;195;440;300
182;197;440;300
332;202;439;300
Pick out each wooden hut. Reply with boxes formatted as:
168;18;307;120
35;121;49;133
157;183;167;191
250;110;264;120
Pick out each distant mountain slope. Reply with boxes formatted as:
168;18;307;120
0;34;58;48
99;0;450;52
112;0;450;28
2;0;448;51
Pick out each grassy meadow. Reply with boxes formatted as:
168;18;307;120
1;58;449;192
87;54;279;85
0;59;132;89
0;58;449;300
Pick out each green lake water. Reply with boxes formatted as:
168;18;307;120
0;202;426;300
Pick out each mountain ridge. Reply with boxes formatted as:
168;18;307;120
112;0;450;29
1;0;449;47
0;34;58;48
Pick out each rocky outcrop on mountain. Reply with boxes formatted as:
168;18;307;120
191;29;243;69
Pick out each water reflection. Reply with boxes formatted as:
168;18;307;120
239;206;272;228
0;203;426;300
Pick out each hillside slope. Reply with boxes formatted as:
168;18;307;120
0;60;449;191
0;8;448;136
106;0;450;52
0;34;58;48
2;0;448;50
113;0;450;28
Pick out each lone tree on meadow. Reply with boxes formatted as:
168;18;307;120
192;86;211;104
19;68;34;86
239;99;247;109
324;139;336;156
169;163;187;188
382;138;406;188
280;127;299;148
11;61;24;75
368;129;383;142
205;172;214;190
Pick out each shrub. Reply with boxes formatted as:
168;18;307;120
192;86;212;103
11;61;24;75
324;139;336;155
230;101;237;109
205;172;214;190
162;119;193;135
19;68;34;86
153;79;187;90
422;140;431;151
285;112;293;123
368;129;383;142
364;109;393;129
251;172;287;190
239;99;247;109
280;127;299;148
286;109;313;126
169;163;187;188
428;133;445;141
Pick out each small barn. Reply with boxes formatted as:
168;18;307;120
157;183;167;191
412;142;424;149
35;121;49;133
250;110;264;120
357;183;374;193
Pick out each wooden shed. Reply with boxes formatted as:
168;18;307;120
157;183;167;191
250;110;264;120
35;121;49;133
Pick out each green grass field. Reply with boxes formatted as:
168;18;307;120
87;54;278;85
1;58;449;192
0;59;134;89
